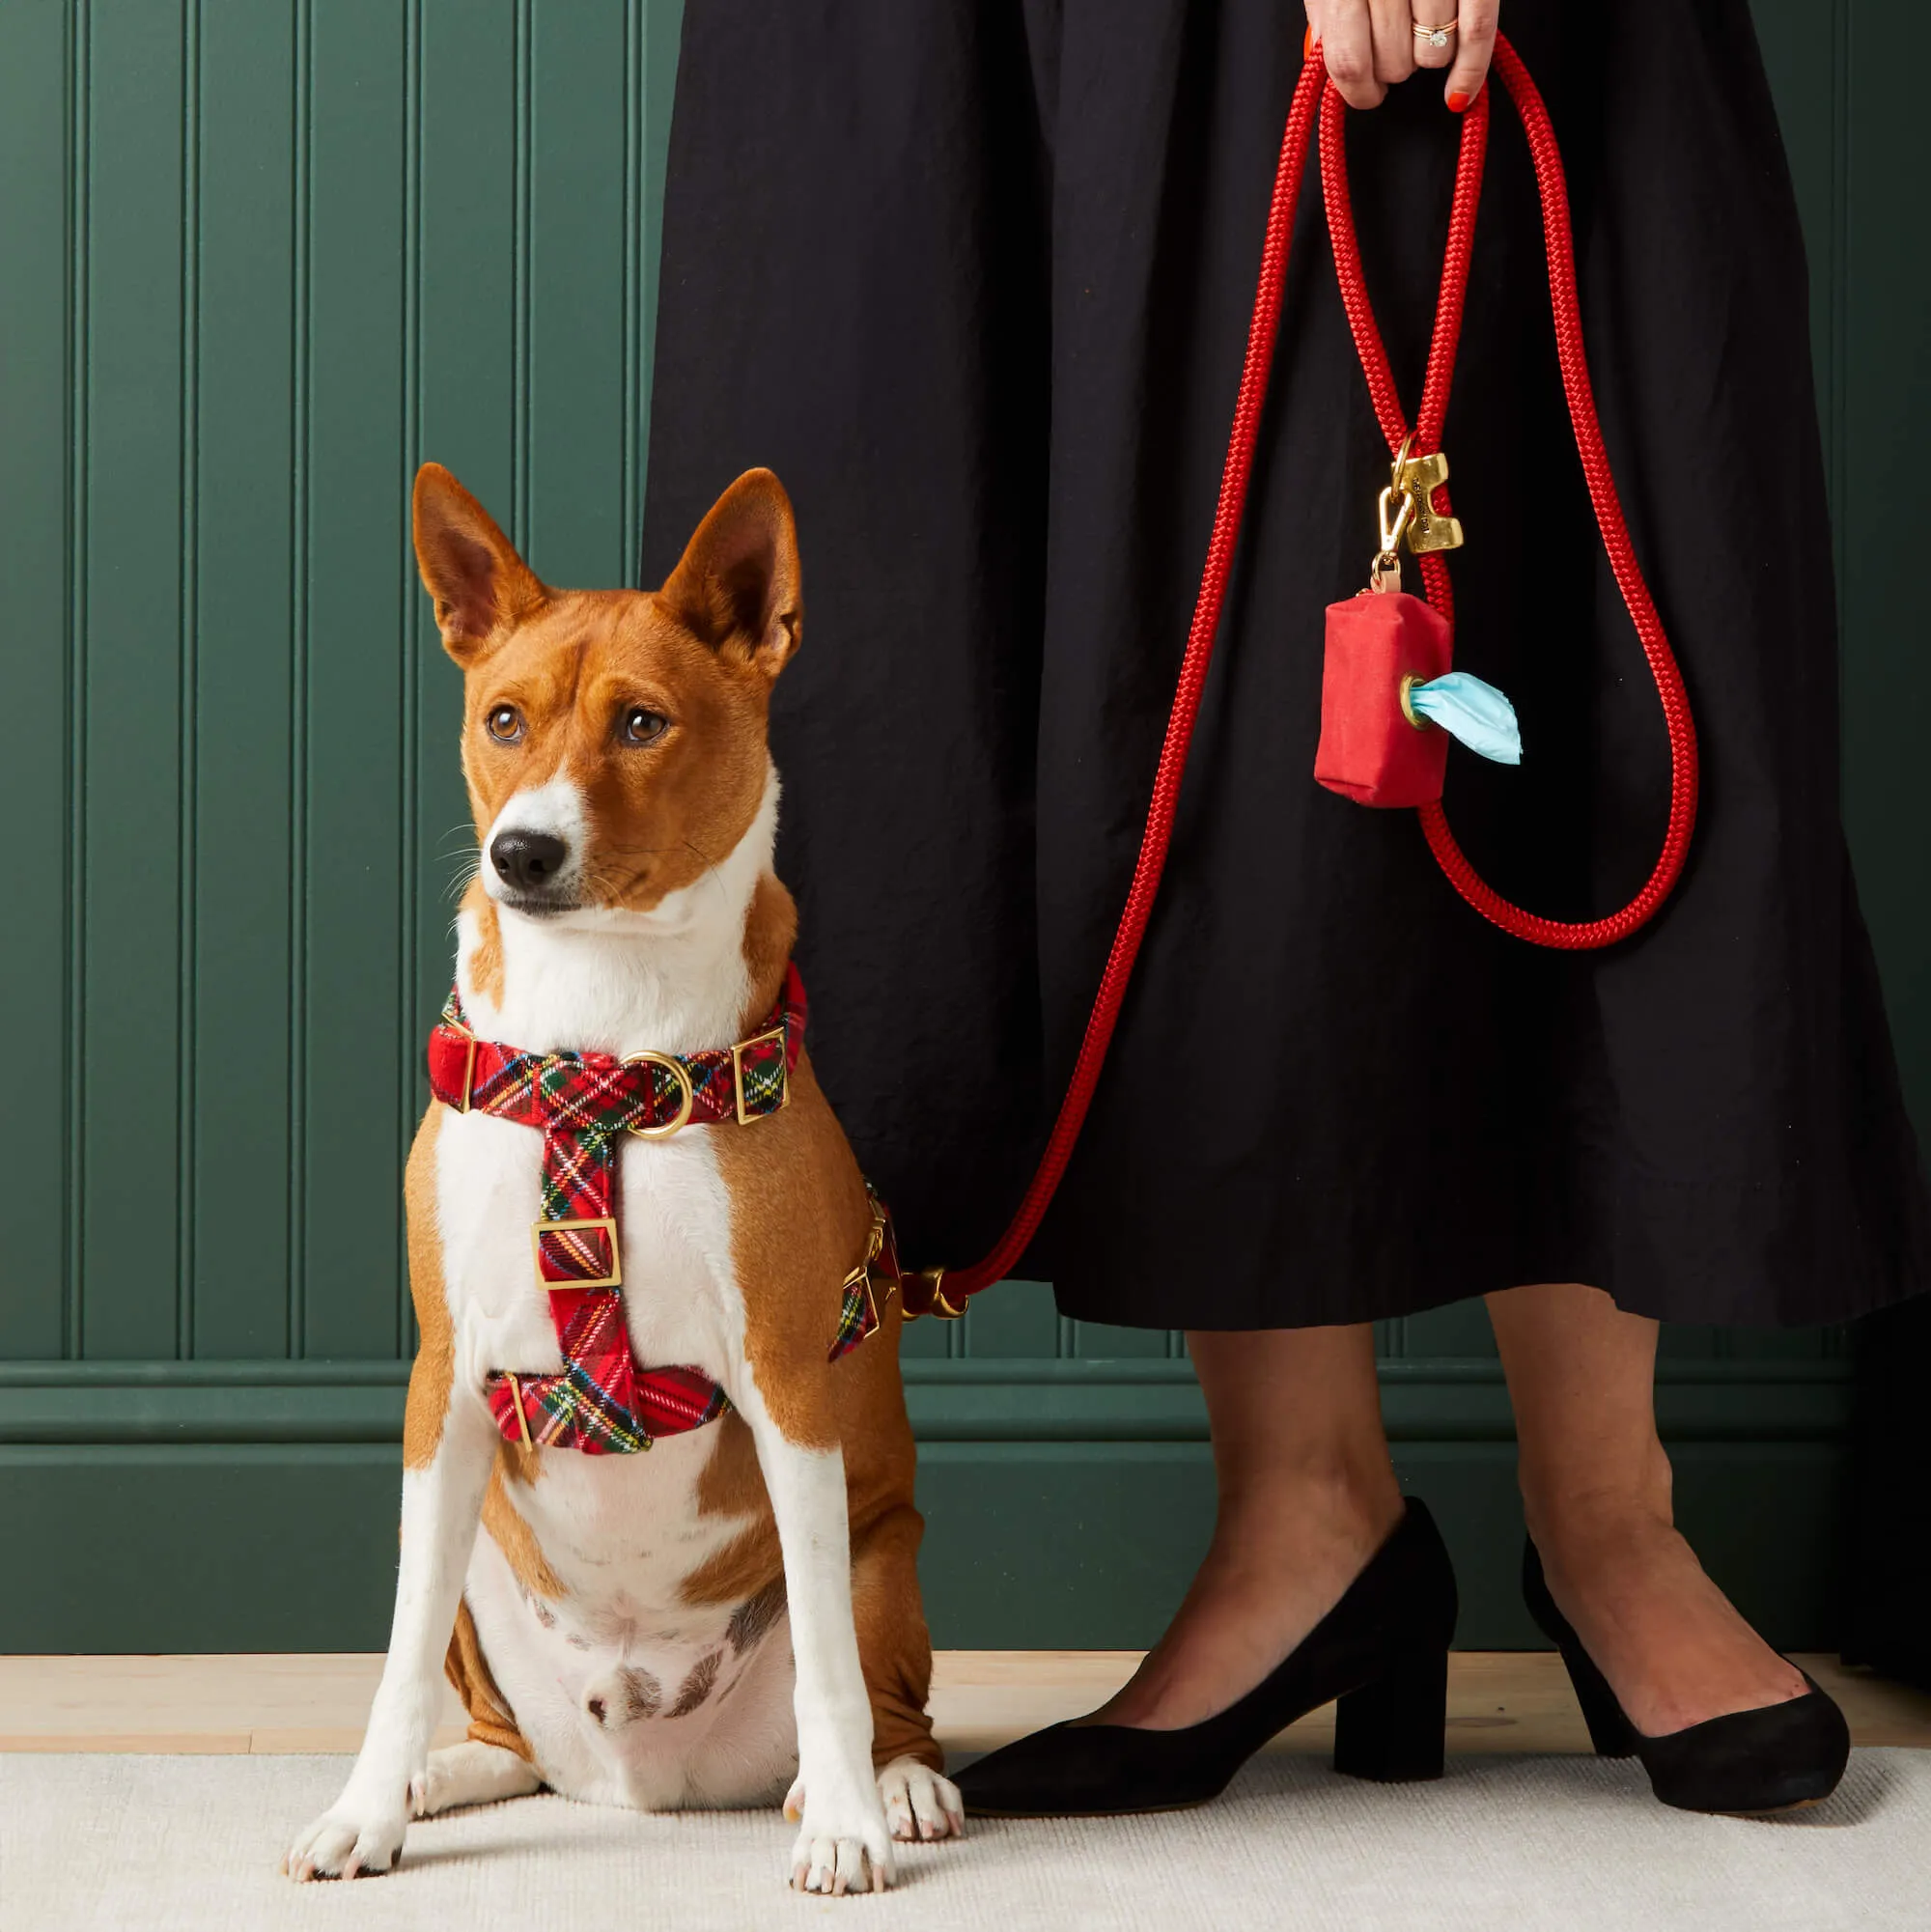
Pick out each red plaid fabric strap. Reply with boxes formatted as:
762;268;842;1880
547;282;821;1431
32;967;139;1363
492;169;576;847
828;1186;904;1364
426;962;808;1134
423;963;888;1456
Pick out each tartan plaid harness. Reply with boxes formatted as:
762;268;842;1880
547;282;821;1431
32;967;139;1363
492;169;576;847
426;963;893;1455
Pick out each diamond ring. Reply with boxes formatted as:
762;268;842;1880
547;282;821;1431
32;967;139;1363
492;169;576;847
1413;18;1457;47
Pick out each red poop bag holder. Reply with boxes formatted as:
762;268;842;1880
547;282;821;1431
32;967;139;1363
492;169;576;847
894;39;1699;1322
1307;44;1696;913
1312;433;1461;809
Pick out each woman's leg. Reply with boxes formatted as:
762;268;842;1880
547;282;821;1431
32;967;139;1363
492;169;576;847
1090;1324;1405;1730
1487;1283;1806;1734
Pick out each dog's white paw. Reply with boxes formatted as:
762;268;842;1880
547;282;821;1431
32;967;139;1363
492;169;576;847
878;1754;966;1843
783;1772;896;1894
409;1740;544;1818
282;1796;408;1882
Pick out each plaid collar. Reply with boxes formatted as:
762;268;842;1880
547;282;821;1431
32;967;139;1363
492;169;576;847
425;964;883;1455
428;962;809;1136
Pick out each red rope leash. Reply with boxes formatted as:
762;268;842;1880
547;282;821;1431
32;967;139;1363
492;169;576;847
929;38;1695;1305
928;61;1327;1302
1325;42;1698;947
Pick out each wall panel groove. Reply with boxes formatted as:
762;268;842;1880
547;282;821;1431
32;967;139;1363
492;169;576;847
286;0;313;1358
398;0;426;1360
513;0;533;553
64;0;92;1364
621;0;643;575
174;0;201;1361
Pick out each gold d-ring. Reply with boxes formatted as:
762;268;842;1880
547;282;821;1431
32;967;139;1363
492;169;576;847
624;1051;695;1138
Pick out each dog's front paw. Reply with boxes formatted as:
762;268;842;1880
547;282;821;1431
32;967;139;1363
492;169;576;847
878;1755;965;1842
783;1772;896;1894
409;1739;544;1818
282;1795;408;1882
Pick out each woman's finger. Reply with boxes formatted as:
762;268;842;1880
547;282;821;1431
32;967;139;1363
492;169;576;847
1370;0;1417;87
1410;3;1460;72
1443;2;1498;110
1311;2;1387;110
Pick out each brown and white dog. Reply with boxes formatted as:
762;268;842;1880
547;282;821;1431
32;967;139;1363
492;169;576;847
284;463;961;1894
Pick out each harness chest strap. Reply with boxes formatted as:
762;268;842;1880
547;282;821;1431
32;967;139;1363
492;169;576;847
426;963;896;1455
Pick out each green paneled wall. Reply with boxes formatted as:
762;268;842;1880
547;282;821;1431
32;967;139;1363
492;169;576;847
0;0;1918;1653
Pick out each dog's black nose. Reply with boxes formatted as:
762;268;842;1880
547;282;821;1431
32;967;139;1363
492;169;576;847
490;828;569;893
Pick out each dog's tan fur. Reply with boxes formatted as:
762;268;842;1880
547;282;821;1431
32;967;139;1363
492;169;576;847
401;1106;454;1472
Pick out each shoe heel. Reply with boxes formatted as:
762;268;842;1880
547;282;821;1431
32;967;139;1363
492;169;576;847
1523;1536;1640;1760
1332;1643;1448;1783
1557;1641;1639;1758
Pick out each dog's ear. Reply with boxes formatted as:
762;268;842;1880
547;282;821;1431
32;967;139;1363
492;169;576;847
657;468;802;682
412;462;546;663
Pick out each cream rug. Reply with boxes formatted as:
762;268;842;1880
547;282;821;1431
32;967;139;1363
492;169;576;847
1;1750;1922;1931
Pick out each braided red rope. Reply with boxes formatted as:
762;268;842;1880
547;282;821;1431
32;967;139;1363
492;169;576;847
931;61;1327;1302
1325;42;1697;947
937;38;1695;1302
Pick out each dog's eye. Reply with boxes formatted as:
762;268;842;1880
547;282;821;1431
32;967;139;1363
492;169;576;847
622;707;668;745
486;705;523;744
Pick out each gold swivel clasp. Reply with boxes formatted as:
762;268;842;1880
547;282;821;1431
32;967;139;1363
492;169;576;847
899;1267;966;1322
1394;441;1464;556
1369;434;1466;592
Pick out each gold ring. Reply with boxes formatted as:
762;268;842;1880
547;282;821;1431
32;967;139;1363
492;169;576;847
623;1051;695;1138
1413;18;1457;47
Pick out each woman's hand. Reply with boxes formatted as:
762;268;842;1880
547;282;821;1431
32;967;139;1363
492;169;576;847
1304;2;1497;113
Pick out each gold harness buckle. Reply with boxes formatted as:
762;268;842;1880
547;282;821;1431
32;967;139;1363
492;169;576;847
623;1051;695;1140
447;1022;480;1113
531;1215;622;1289
504;1371;536;1448
731;1025;792;1126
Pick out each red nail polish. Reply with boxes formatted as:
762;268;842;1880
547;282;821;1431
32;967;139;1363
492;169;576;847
1446;90;1471;113
1305;26;1316;57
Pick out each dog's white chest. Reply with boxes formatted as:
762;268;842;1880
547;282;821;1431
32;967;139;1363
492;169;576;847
434;1113;797;1807
434;1104;742;1395
427;900;801;1803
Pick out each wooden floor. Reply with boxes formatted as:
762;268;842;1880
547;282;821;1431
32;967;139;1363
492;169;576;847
3;1652;1928;1757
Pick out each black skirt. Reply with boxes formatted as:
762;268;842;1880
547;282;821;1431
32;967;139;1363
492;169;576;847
641;0;1931;1330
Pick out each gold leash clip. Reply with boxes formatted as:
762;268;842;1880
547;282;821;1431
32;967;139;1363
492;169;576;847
900;1267;967;1322
1392;434;1465;555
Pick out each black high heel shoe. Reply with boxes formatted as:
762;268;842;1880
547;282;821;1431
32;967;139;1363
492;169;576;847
1522;1536;1850;1814
953;1497;1459;1817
